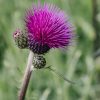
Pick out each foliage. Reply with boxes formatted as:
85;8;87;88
0;0;100;100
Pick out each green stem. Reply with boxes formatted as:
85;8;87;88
18;51;34;100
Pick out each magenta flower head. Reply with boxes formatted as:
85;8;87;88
13;3;75;98
14;2;75;54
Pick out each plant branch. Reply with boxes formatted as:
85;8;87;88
45;66;75;84
18;50;34;100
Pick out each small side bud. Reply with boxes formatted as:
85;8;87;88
33;55;46;69
13;29;28;49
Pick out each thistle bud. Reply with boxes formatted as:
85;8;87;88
33;55;46;69
13;29;28;49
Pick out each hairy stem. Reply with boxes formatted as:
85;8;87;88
18;51;34;100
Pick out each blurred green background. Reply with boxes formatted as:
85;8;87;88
0;0;100;100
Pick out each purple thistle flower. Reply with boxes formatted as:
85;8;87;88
25;3;75;54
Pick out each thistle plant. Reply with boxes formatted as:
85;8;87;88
13;1;75;100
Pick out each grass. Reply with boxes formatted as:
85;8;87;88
0;0;100;100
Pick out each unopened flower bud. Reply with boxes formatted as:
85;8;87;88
33;55;46;69
13;29;28;49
